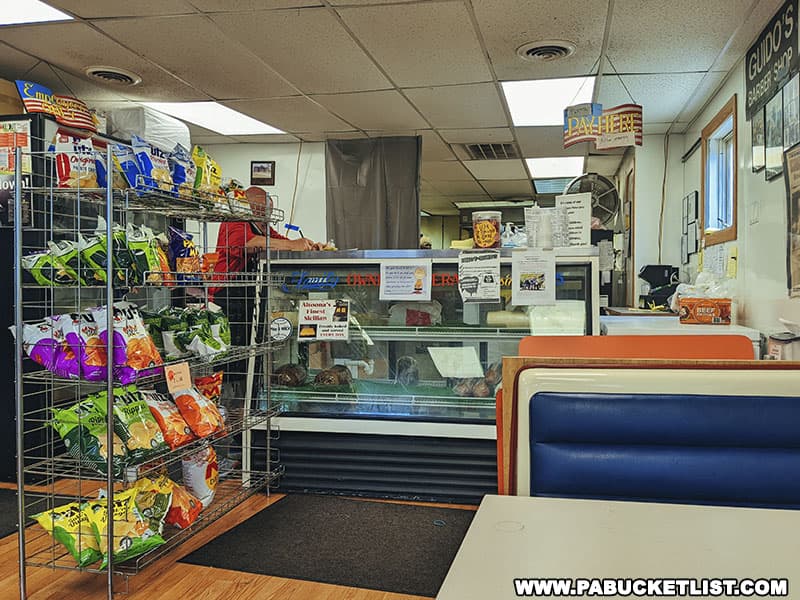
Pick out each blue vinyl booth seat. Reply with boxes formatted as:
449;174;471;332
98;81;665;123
529;392;800;509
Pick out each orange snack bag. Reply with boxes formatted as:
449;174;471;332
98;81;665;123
140;389;196;449
171;386;224;438
164;479;202;529
194;371;223;403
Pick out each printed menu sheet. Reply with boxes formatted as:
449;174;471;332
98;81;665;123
458;250;500;303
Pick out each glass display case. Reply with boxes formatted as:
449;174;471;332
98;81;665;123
268;249;599;426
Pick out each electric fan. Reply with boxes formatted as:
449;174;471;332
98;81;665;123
563;173;620;228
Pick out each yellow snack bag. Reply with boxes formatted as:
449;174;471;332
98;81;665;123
33;501;102;567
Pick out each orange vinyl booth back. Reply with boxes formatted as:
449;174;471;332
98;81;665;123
496;334;756;494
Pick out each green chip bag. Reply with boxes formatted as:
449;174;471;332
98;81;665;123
21;250;64;286
126;224;162;285
92;385;168;465
51;399;127;478
33;501;102;567
48;239;86;286
78;233;109;285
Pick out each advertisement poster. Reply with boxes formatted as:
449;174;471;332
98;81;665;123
784;143;800;295
15;80;96;132
379;259;432;301
297;299;350;342
564;103;643;149
458;250;500;303
511;249;556;306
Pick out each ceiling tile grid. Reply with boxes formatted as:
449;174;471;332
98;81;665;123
463;159;528;180
404;83;509;129
596;72;707;123
46;0;196;18
222;97;352;132
311;90;429;130
338;1;493;87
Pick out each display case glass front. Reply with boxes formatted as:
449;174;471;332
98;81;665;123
269;250;597;424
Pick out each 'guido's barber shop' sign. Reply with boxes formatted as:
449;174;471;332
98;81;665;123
746;0;798;120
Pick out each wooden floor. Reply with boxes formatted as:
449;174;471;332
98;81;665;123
0;483;475;600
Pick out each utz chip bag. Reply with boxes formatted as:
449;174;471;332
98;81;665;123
126;224;162;285
140;389;196;449
194;372;223;404
94;302;164;384
51;399;127;477
131;134;173;194
159;475;202;529
94;143;127;190
48;240;85;286
172;386;225;438
169;143;197;199
53;133;98;189
168;226;201;284
60;312;107;382
22;249;76;286
16;319;60;373
92;385;168;464
182;446;218;509
191;145;213;195
88;482;169;570
95;216;138;286
78;233;109;286
45;314;80;380
111;143;141;190
33;501;102;567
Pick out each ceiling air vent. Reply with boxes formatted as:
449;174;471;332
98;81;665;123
84;66;142;86
516;40;576;62
459;143;520;160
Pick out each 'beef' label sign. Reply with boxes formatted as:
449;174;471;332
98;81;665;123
746;0;798;120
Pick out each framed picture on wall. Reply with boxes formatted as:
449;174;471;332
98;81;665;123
783;142;800;296
766;92;784;180
681;234;689;265
784;74;800;150
752;108;766;173
250;160;275;186
685;190;698;223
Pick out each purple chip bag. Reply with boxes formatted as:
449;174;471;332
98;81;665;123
98;302;164;384
47;315;80;380
18;320;60;372
59;311;109;381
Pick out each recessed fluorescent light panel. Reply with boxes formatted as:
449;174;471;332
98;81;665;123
454;200;535;209
502;77;595;126
0;0;72;25
144;102;284;136
526;156;585;178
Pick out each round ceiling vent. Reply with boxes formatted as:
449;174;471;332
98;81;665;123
516;40;576;62
84;66;142;86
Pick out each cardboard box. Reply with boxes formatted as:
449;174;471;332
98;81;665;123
0;79;23;116
678;297;732;325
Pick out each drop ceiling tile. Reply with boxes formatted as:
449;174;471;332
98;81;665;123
0;22;209;101
515;126;586;158
46;0;196;17
330;0;421;4
463;159;527;180
585;155;623;176
296;131;367;141
223;97;352;133
472;0;607;81
419;130;456;161
190;0;323;10
675;71;729;123
211;9;391;94
43;65;129;103
96;16;296;100
311;91;428;130
405;84;508;129
642;123;688;135
191;134;237;145
428;180;487;195
0;43;40;80
339;1;491;87
230;134;301;143
421;161;475;181
608;0;752;73
711;0;785;72
438;128;514;144
597;73;706;123
480;179;534;197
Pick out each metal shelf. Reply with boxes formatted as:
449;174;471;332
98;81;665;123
354;325;530;341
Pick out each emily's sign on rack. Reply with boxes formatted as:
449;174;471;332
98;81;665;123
745;0;798;120
15;80;96;132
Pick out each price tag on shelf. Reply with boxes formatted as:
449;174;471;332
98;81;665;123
165;361;192;394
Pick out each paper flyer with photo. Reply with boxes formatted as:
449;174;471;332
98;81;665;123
511;249;556;306
458;250;500;303
379;259;432;301
297;299;350;342
555;192;592;246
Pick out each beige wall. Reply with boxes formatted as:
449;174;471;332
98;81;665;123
421;215;460;249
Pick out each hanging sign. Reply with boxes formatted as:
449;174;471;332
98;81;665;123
745;0;798;120
563;103;642;149
15;80;96;132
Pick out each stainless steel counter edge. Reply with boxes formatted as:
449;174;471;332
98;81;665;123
269;247;599;263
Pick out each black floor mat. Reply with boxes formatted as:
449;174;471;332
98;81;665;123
0;488;18;538
179;494;474;597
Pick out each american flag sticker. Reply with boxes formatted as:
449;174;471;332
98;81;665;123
15;80;96;133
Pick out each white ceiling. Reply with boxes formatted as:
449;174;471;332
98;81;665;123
0;0;784;215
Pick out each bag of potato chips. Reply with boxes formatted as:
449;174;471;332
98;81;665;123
131;135;173;194
104;302;164;384
48;240;85;286
51;399;127;477
111;143;142;190
169;143;197;199
126;224;162;285
22;249;77;286
33;501;102;567
172;387;225;438
53;133;98;189
182;446;218;509
92;385;168;464
140;389;196;449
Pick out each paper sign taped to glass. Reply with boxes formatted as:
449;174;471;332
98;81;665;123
297;299;350;342
458;250;500;303
511;249;556;306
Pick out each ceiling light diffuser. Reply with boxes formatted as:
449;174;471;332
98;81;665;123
144;102;284;135
502;77;595;126
526;156;585;178
454;200;534;209
0;0;72;25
